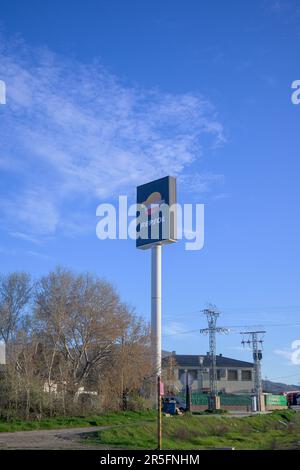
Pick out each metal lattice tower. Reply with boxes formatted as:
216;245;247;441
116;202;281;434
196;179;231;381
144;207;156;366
200;306;229;397
241;331;265;410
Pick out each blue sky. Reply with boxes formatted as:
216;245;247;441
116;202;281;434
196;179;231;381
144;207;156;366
0;0;300;383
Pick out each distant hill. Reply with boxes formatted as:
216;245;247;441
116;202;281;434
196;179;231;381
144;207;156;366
262;380;300;394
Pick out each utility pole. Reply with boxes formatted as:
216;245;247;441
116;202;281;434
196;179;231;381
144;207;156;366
241;331;265;411
200;306;228;410
185;369;191;412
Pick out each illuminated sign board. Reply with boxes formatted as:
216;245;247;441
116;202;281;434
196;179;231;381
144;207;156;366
136;176;177;250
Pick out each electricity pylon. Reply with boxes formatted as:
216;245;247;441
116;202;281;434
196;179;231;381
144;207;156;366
200;305;229;407
241;330;266;411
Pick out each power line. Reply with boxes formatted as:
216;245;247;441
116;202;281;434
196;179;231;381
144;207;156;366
163;306;300;322
162;322;300;337
162;328;199;337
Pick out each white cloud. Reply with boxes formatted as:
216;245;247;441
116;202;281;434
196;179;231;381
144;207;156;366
268;0;285;13
0;35;225;240
264;0;300;23
0;246;16;256
275;340;300;365
179;173;225;194
9;231;42;245
0;190;59;236
26;250;52;261
163;321;197;339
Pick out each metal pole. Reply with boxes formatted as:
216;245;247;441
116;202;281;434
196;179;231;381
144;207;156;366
157;376;162;450
151;245;162;449
185;369;191;412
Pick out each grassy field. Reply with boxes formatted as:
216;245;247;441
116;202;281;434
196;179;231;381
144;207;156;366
0;410;156;433
1;409;300;450
84;409;300;450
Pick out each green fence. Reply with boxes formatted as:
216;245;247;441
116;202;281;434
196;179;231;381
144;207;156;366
177;393;252;406
265;394;287;406
176;392;209;405
220;394;251;406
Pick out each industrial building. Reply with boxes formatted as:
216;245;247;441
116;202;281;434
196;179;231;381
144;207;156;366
163;352;254;394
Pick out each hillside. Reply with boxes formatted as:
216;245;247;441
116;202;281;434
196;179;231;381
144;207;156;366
262;380;300;394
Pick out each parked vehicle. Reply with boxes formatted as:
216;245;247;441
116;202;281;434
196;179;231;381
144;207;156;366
283;391;300;406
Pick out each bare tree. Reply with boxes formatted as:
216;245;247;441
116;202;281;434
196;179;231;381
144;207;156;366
0;272;31;343
98;309;153;410
34;267;129;399
162;354;178;395
0;267;153;418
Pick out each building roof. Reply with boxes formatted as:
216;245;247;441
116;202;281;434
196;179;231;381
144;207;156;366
163;353;253;368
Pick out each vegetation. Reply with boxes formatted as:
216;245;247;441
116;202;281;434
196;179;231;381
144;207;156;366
1;271;299;451
84;409;300;450
1;408;299;450
0;410;156;433
0;268;154;420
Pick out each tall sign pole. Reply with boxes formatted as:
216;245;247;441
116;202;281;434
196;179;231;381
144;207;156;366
136;176;177;450
152;244;162;450
151;244;162;378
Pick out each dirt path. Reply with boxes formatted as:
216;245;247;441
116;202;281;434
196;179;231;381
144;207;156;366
0;426;111;449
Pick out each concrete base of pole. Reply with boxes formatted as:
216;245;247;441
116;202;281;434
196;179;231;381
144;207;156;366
208;394;221;411
258;394;265;412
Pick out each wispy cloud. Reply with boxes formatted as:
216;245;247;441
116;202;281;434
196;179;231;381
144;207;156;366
163;321;197;339
261;74;279;88
1;189;59;236
178;173;225;194
26;250;52;261
0;246;16;256
263;0;300;23
9;231;42;245
274;340;300;365
0;245;50;260
268;0;287;13
0;35;225;240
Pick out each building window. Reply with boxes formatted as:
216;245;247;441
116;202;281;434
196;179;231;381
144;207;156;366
227;369;238;381
241;370;252;381
217;369;226;380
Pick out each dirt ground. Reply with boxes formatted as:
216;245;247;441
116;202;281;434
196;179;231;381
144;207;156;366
0;426;110;450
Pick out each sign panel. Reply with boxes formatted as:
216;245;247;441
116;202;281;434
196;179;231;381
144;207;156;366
136;176;177;249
